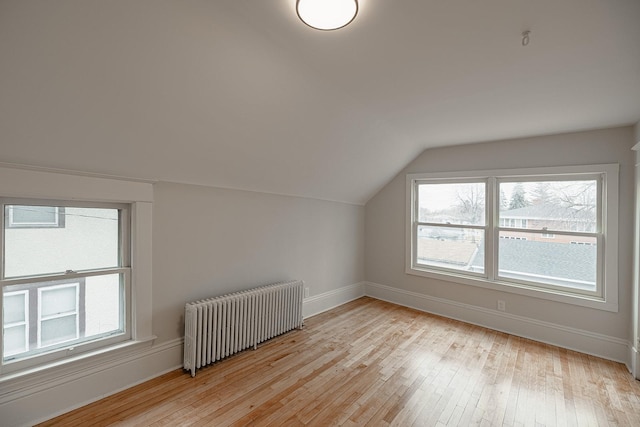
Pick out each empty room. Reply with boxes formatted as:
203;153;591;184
1;0;640;425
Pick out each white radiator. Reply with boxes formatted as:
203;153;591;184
183;280;304;377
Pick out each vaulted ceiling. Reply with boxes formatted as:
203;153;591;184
1;1;639;205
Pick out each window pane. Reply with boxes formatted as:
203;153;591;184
418;182;485;226
417;226;484;273
3;325;27;356
85;274;123;336
40;285;78;317
4;206;120;278
40;316;77;347
499;180;597;232
3;292;26;324
498;232;597;292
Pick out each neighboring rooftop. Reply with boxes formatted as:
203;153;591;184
471;239;597;287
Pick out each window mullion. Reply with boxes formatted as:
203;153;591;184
486;177;497;281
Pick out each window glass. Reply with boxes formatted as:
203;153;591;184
3;292;26;324
3;325;27;357
40;285;77;317
40;316;77;347
84;274;123;336
3;206;120;278
3;292;28;357
2;274;124;361
418;182;485;226
416;226;484;273
39;284;79;347
498;180;597;232
498;232;597;292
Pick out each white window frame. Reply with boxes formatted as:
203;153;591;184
412;178;487;277
0;166;154;381
406;164;619;312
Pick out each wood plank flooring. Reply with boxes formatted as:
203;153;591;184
39;297;640;426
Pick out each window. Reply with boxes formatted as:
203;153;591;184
497;179;598;293
406;164;619;311
0;166;152;384
414;181;486;274
1;200;130;370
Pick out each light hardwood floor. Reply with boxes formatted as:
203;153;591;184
39;297;640;426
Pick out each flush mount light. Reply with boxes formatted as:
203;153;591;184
296;0;358;31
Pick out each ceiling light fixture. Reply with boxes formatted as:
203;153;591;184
296;0;359;31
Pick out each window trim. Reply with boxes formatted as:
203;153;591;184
0;165;154;381
406;164;619;312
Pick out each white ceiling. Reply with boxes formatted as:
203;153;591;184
1;0;639;205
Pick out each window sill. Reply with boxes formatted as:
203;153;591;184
0;336;156;402
406;266;618;313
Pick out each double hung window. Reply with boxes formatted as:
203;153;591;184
414;181;487;275
1;200;130;371
407;164;618;311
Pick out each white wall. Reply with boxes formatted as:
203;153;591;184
152;181;365;343
365;126;636;363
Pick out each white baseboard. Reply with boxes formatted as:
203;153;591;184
365;281;630;366
303;282;366;319
631;345;639;378
0;338;183;427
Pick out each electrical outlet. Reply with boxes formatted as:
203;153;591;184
304;287;310;298
497;300;506;312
